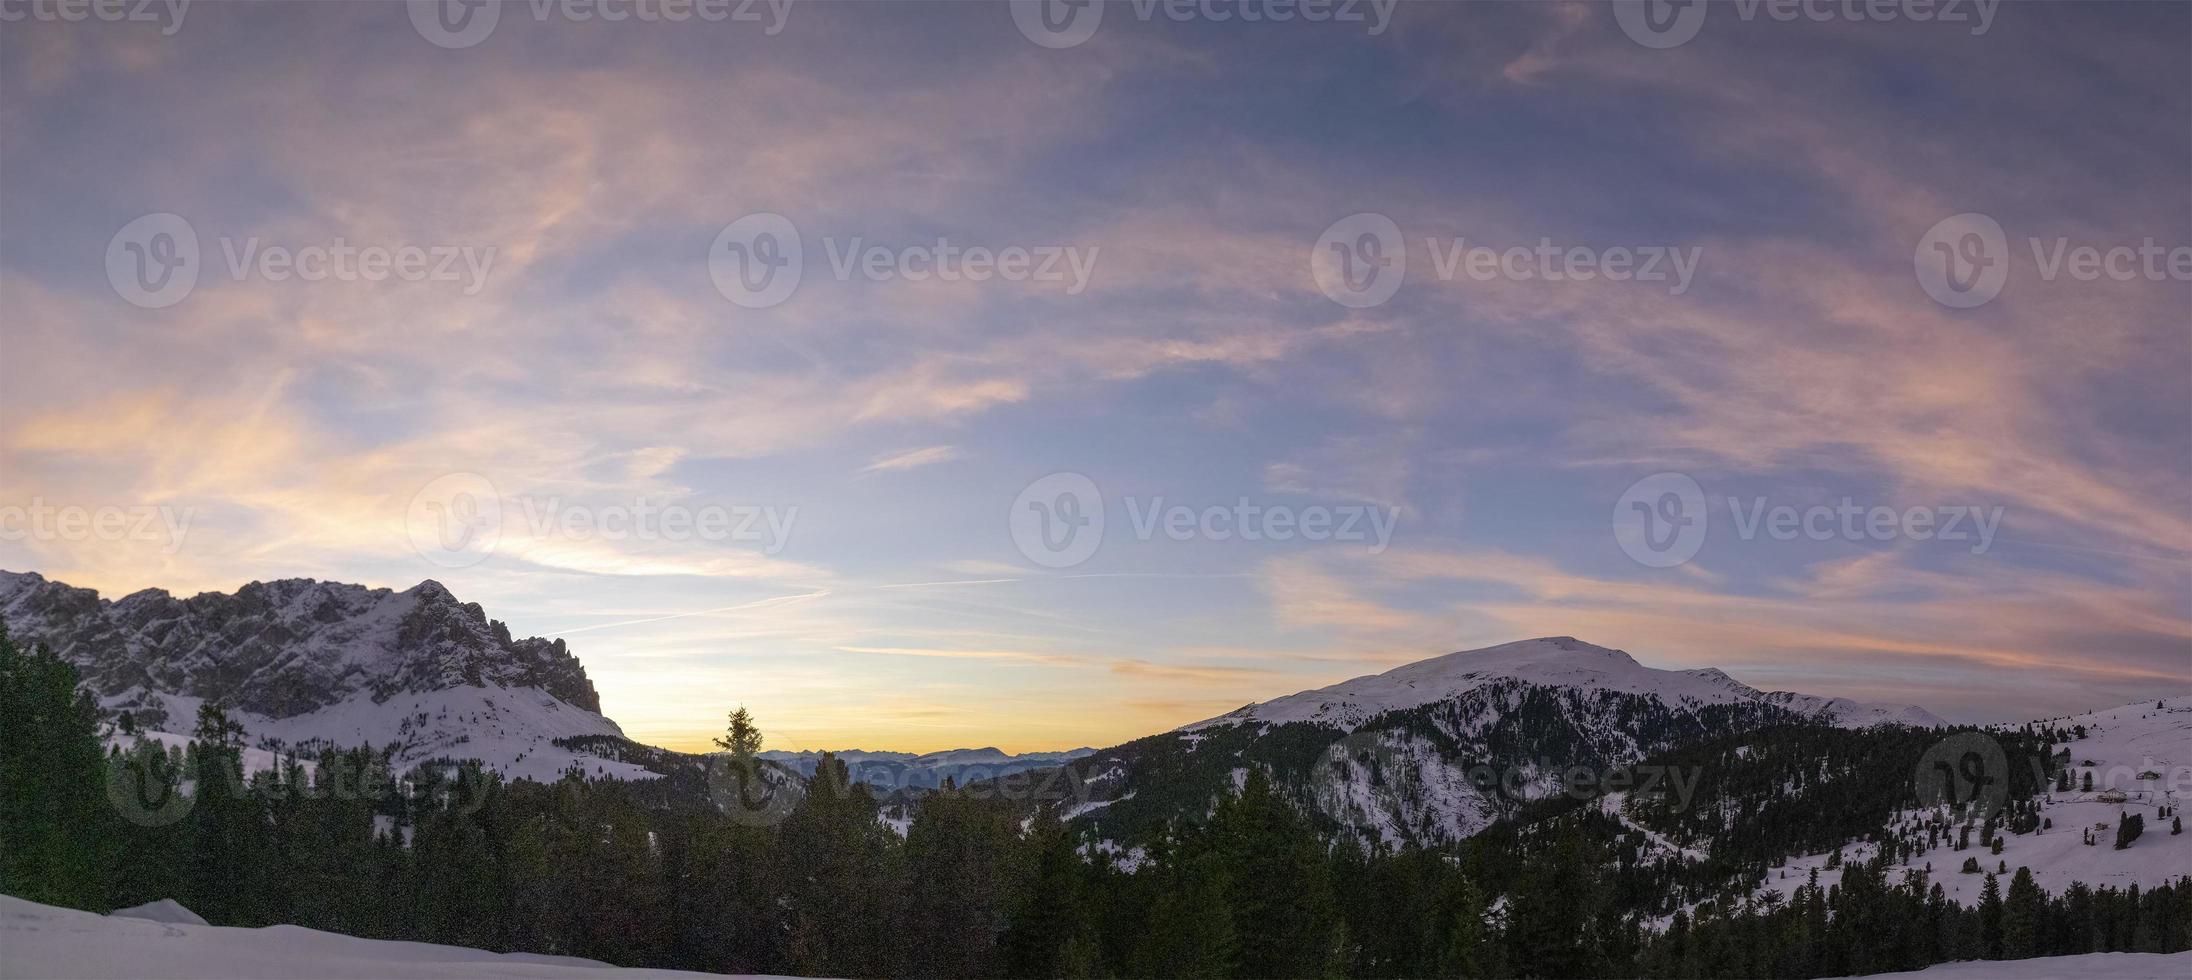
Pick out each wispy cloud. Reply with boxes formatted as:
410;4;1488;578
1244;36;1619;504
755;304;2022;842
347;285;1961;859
860;445;963;475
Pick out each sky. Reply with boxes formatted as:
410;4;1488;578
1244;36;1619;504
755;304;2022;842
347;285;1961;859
1;1;2187;754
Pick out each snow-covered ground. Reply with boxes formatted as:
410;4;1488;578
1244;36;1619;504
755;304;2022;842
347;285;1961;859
0;894;749;979
111;684;655;784
1756;697;2192;908
1834;950;2192;979
1184;637;1943;732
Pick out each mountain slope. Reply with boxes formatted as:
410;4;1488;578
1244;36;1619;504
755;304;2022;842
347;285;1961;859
1736;695;2192;909
1188;637;1944;732
0;570;643;781
1024;637;1943;848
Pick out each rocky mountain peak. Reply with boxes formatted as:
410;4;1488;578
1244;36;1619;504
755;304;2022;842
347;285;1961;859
0;571;604;727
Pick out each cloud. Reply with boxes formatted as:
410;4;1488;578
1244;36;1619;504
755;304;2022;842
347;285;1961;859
859;445;963;476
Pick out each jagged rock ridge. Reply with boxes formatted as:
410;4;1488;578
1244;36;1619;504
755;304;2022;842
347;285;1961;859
0;570;602;728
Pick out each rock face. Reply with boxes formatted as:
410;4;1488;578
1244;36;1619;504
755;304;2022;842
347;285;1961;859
0;571;602;731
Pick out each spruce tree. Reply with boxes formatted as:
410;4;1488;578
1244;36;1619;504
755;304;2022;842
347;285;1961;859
2003;866;2041;959
1978;872;2004;959
0;625;114;910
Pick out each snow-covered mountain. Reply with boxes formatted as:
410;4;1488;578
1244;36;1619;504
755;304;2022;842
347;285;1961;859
759;745;1097;792
1034;637;1944;848
1186;637;1945;732
0;571;647;782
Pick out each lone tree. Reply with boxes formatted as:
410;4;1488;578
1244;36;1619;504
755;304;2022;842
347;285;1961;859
715;706;763;762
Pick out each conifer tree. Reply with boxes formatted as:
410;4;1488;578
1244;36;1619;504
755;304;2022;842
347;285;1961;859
1003;805;1083;979
1978;872;2004;959
0;625;113;910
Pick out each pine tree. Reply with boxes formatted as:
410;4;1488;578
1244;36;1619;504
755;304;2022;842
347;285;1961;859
0;625;114;910
1003;806;1082;979
904;779;1019;978
1978;872;2004;959
1131;842;1237;979
779;753;904;979
2003;866;2041;959
183;702;271;925
1209;768;1345;979
712;706;763;761
1439;876;1490;979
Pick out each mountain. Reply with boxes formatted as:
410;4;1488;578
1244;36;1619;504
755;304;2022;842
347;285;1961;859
1187;637;1945;732
0;571;646;783
1017;637;1944;848
759;745;1098;792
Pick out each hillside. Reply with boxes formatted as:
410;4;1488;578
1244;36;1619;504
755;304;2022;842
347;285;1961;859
1011;637;1945;848
1742;695;2192;909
